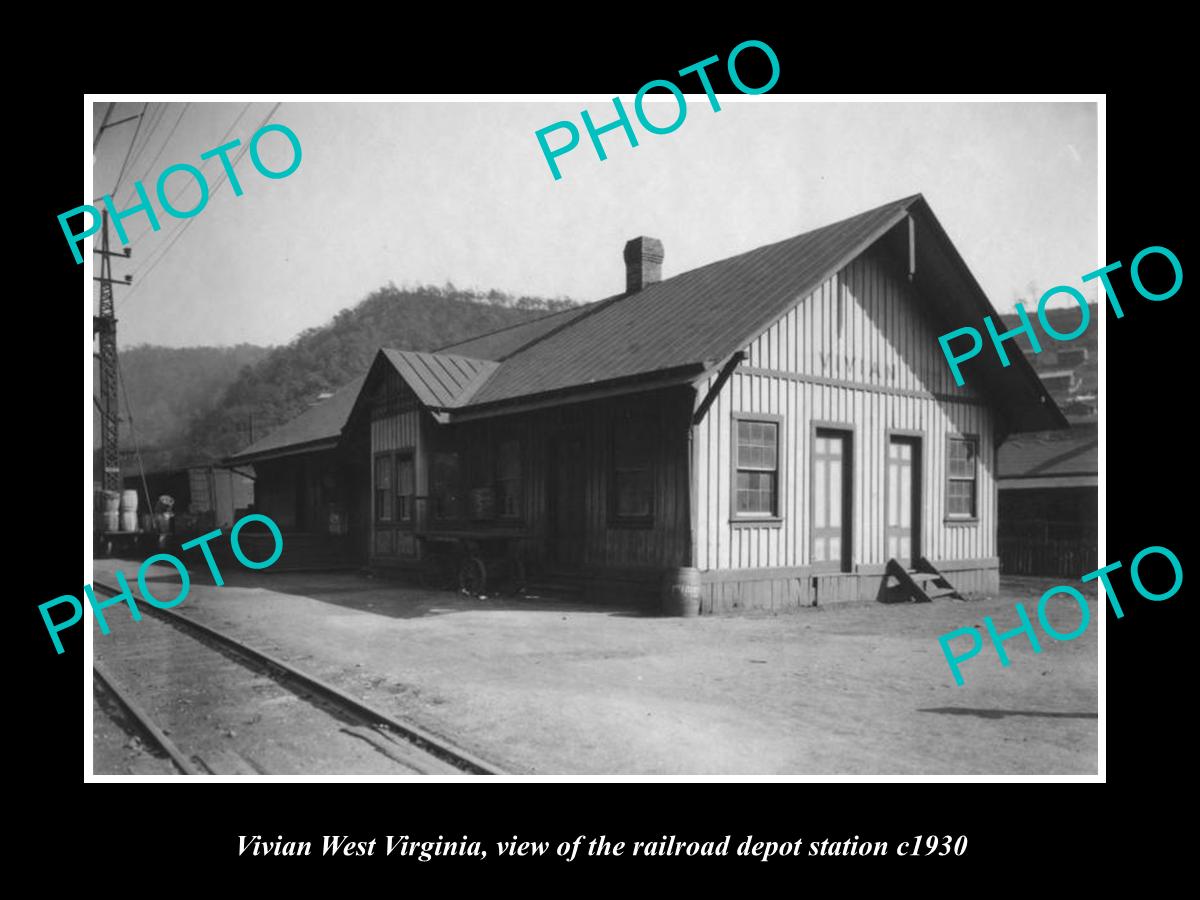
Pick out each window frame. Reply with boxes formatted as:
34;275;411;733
730;412;785;526
373;451;394;524
945;433;980;524
431;449;463;522
395;451;415;524
608;415;656;528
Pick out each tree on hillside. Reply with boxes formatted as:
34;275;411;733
163;284;577;466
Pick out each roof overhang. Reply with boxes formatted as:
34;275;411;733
445;363;706;423
896;198;1068;433
998;475;1098;490
224;437;339;466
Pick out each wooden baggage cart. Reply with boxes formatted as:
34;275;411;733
415;529;528;596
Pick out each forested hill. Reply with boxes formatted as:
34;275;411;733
102;344;272;473
159;284;576;467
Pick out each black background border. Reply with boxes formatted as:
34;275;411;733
20;25;1187;882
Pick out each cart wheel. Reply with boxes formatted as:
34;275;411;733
458;556;487;595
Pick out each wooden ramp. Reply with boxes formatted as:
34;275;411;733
882;557;964;603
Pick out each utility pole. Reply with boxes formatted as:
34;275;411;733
93;212;132;493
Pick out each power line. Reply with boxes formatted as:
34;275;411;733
93;102;164;205
120;103;268;300
93;102;144;153
93;102;115;149
120;103;168;193
119;102;283;310
121;103;191;208
109;102;149;198
121;102;252;249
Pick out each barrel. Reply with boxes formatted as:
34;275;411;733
120;510;138;532
661;567;702;617
102;510;120;533
120;489;138;513
101;490;121;513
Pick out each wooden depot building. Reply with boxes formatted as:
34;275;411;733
253;194;1066;611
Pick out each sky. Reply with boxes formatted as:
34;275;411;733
89;99;1099;349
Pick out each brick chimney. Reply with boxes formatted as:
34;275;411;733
623;236;664;294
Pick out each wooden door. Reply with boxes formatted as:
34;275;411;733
811;429;851;572
886;436;921;566
548;433;586;567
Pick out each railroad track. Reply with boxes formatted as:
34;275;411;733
92;579;500;776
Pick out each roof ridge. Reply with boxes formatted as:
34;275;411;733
657;193;925;286
380;346;490;363
494;291;627;361
494;195;925;369
433;304;589;354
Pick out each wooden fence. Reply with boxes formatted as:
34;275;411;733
999;522;1097;578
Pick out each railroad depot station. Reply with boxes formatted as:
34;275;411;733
218;194;1076;611
93;192;1100;777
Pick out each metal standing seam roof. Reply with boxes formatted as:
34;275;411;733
379;349;499;409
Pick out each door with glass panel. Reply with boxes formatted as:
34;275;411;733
885;436;921;566
811;428;851;572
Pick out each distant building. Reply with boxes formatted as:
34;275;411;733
997;419;1097;577
996;305;1099;576
225;376;366;568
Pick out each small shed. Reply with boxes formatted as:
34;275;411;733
224;376;367;567
997;420;1098;577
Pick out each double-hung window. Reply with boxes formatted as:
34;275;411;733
734;418;780;518
946;436;978;519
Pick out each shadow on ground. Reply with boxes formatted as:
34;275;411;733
126;562;654;620
918;707;1097;720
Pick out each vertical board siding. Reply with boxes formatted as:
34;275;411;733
367;376;692;571
370;411;421;451
368;370;423;560
695;246;997;572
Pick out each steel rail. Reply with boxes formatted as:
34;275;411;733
93;660;200;775
92;579;501;775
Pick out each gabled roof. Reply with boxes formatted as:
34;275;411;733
466;196;923;407
225;375;364;464
344;348;501;430
436;194;1064;432
236;193;1067;455
379;349;498;409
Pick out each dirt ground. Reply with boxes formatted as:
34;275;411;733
92;560;1098;775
